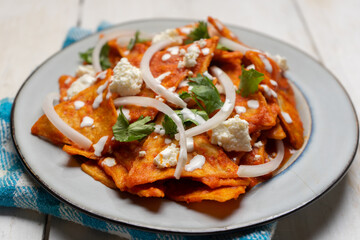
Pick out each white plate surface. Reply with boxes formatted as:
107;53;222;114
11;19;358;234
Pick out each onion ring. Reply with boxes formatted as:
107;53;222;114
42;93;92;150
114;96;187;179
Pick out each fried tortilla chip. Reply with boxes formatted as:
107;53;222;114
166;179;246;203
125;134;240;188
81;160;116;189
277;90;304;149
31;77;117;155
150;37;218;90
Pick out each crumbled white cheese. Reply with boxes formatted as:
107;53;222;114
274;55;289;71
235;106;246;114
139;151;146;157
179;27;193;35
109;58;143;96
76;65;96;77
254;141;264;148
164;138;172;144
152;29;182;44
247;100;259;109
74;101;85;110
254;155;261;160
80;116;94;128
162;53;171;61
67;74;96;98
281;111;293;124
167;46;180;55
201;48;210;55
178;44;200;69
102;157;116;167
183;44;200;68
211;115;252;152
185;155;206;172
153;143;179;168
154;125;165;136
197;39;207;48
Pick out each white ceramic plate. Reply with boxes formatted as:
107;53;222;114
11;19;358;234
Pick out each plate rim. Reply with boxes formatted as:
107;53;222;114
10;17;359;235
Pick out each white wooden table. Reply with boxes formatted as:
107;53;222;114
1;0;359;239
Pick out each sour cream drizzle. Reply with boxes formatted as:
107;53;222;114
94;136;108;156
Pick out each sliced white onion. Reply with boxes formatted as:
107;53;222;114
92;30;136;72
140;40;187;108
175;66;236;139
237;140;285;177
218;37;257;54
113;96;187;179
42;93;92;150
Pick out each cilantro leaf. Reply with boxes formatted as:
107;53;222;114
79;43;111;70
162;115;178;138
185;21;210;44
127;30;149;51
162;109;209;137
177;109;209;127
237;66;264;97
113;107;155;142
186;74;224;115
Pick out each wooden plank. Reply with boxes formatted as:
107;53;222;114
48;216;127;240
0;208;45;239
0;0;79;98
81;0;316;57
275;0;360;239
0;0;79;239
295;0;360;115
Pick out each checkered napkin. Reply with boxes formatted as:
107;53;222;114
0;22;277;239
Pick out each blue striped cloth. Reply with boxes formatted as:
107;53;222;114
0;22;277;239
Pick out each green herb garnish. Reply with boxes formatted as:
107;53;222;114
112;107;155;142
180;73;223;115
237;66;264;97
79;43;111;70
162;109;209;137
184;21;210;44
127;30;149;50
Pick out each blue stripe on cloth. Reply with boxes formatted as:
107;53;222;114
0;23;277;239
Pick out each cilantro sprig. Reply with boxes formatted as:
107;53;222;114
127;30;149;50
180;73;223;115
184;21;210;44
162;109;209;137
79;43;111;70
112;107;155;142
237;66;264;97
